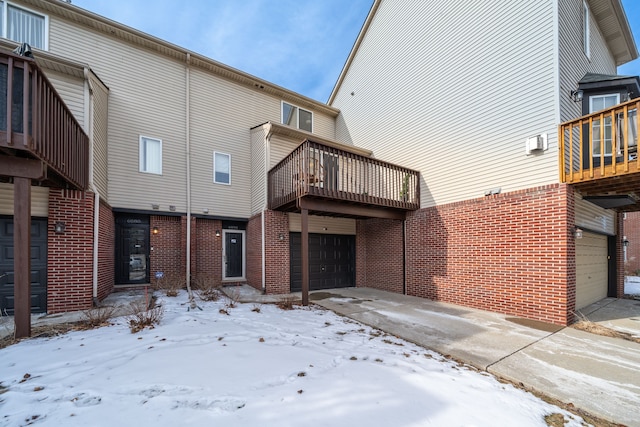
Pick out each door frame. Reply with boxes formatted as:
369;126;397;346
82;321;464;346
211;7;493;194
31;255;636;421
222;229;246;281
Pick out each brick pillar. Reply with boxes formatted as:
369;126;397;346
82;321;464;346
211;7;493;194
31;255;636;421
150;216;184;282
194;218;222;284
263;210;289;294
246;213;263;291
97;200;114;301
617;211;625;297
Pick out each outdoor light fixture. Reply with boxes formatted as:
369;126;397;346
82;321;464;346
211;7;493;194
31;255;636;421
570;89;583;103
623;238;630;248
215;230;221;237
152;204;160;210
278;233;285;241
203;208;209;214
54;221;66;234
152;226;159;235
573;226;583;239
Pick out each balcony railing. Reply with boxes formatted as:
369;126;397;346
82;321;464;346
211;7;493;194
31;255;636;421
0;50;88;190
268;139;420;215
559;98;640;185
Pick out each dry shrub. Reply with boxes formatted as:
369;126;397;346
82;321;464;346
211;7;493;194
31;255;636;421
126;298;164;333
224;287;241;309
192;274;221;301
572;320;639;343
277;296;297;310
82;305;117;328
155;272;184;297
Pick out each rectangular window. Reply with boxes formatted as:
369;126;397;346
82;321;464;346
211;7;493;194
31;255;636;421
0;2;47;50
214;152;231;185
282;101;313;133
590;94;619;157
139;136;162;174
583;0;590;59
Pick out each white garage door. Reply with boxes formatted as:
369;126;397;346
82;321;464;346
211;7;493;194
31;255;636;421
575;232;608;310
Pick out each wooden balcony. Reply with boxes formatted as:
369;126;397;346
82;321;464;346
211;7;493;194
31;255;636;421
268;139;420;219
559;98;640;210
0;49;89;190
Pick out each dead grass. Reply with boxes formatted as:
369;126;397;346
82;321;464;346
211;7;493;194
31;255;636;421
571;311;640;344
126;298;164;333
277;296;298;310
82;305;117;328
154;272;185;297
192;274;221;301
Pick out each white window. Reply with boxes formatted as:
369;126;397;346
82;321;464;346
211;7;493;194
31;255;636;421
0;2;48;50
282;101;313;132
214;152;231;185
590;94;619;157
583;0;590;59
139;136;162;174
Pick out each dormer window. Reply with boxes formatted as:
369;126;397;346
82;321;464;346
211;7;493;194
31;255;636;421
282;101;312;133
0;2;48;50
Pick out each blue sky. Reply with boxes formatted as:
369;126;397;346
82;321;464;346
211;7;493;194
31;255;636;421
70;0;639;103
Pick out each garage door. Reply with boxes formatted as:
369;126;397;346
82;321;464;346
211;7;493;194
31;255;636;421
290;233;355;292
0;216;48;314
575;231;608;310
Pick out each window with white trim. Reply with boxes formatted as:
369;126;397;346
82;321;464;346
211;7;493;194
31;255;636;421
0;2;47;50
282;101;313;132
583;0;590;59
139;136;162;174
590;94;619;157
214;152;231;185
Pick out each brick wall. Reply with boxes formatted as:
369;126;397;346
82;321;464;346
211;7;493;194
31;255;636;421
150;216;184;283
405;184;574;325
356;218;404;293
246;213;262;291
97;200;114;301
47;189;94;313
623;211;640;276
264;210;289;294
193;217;222;284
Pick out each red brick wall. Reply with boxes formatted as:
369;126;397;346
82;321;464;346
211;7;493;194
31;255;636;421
47;189;94;313
97;200;114;301
150;216;184;283
193;217;222;284
405;184;574;325
356;218;404;293
264;210;289;294
246;213;262;291
623;211;640;276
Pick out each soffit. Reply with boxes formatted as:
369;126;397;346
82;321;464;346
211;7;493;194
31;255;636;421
588;0;638;66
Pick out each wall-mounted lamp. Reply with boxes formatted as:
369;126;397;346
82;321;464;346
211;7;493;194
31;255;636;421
484;187;501;196
573;226;583;239
54;221;66;234
169;205;176;212
152;226;159;235
623;238;630;248
570;89;583;103
215;230;221;237
203;208;209;214
278;233;285;241
152;204;160;210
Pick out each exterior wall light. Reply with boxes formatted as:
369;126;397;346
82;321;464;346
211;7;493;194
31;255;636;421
278;233;285;241
623;238;630;248
152;226;159;235
215;230;221;237
570;89;583;103
573;226;583;239
54;221;66;234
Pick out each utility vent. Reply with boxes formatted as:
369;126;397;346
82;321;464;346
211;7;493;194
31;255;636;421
526;134;548;155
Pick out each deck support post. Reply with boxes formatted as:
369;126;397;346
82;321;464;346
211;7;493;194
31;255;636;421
14;177;32;338
301;208;309;306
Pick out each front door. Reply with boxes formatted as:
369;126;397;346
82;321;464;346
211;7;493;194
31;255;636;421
223;230;245;280
115;215;150;284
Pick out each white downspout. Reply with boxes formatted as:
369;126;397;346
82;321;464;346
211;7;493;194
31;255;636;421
185;54;194;303
84;68;100;303
262;126;272;292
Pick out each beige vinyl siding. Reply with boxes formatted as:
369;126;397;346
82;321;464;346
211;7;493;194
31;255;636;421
332;1;558;208
575;194;616;235
44;69;84;127
312;111;336;140
0;183;49;217
288;213;356;235
250;126;268;216
90;72;109;199
558;0;617;123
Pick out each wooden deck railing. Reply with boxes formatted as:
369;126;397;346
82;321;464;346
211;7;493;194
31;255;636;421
268;139;420;212
0;50;88;190
559;98;640;184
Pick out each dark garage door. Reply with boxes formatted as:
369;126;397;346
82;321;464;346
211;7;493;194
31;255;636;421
0;216;48;314
290;233;355;292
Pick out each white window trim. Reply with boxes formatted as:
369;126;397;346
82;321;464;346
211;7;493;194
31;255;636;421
281;101;313;133
589;93;620;157
0;1;49;51
583;0;590;59
139;135;162;175
213;151;231;185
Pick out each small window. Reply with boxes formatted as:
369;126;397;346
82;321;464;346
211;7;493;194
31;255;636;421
282;101;313;132
0;2;47;50
589;94;619;157
139;136;162;174
214;152;231;185
583;0;590;59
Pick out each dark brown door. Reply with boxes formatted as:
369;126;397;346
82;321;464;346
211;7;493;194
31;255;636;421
290;233;354;292
0;216;47;314
115;215;150;284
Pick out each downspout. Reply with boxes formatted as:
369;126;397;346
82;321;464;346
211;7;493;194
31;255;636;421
402;219;406;295
84;68;100;304
262;125;273;292
185;53;194;303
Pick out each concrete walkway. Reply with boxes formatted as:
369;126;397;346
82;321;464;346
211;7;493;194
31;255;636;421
304;288;640;427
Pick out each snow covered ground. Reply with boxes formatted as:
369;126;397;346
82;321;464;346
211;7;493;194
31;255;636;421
625;276;640;295
0;292;589;426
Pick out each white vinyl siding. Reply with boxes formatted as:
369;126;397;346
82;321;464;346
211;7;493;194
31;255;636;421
139;136;162;175
332;0;557;208
288;213;356;235
0;183;49;217
90;73;110;198
0;1;47;50
213;152;231;185
44;70;84;128
575;194;616;236
250;125;268;215
582;0;590;59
